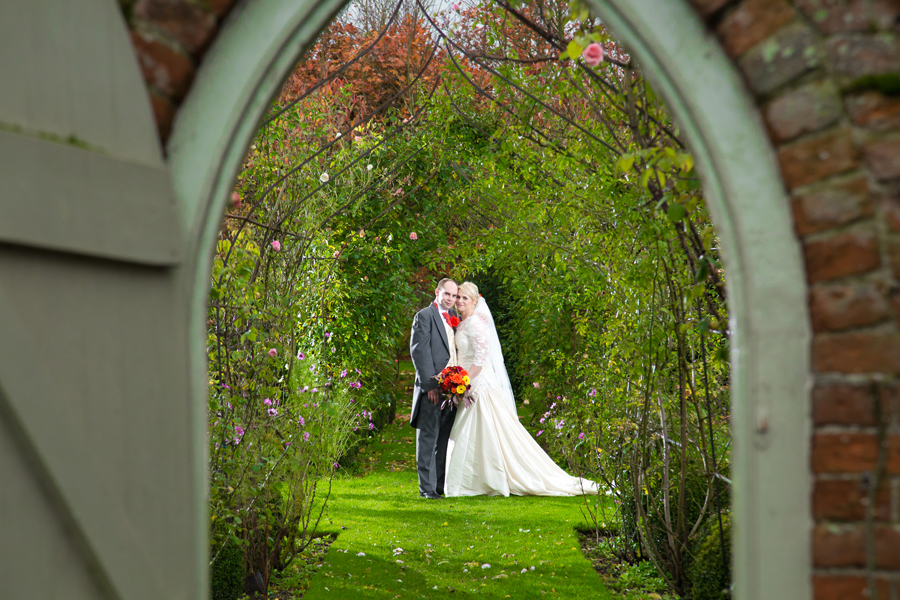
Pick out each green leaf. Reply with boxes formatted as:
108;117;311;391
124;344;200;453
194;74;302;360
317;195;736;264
667;203;686;222
567;40;583;61
616;154;635;173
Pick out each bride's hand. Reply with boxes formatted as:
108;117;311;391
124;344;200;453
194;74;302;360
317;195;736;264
467;365;483;380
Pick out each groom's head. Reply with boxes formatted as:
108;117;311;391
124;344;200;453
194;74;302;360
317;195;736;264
435;279;458;311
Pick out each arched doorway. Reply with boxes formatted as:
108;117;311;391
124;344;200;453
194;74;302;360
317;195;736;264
170;0;810;598
0;1;815;598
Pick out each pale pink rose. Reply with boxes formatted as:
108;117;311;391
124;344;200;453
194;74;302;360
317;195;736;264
271;240;282;252
582;42;604;67
452;2;459;10
230;192;241;208
268;348;277;357
409;232;418;241
532;382;540;388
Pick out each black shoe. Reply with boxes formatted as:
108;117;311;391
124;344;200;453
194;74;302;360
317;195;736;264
420;491;442;499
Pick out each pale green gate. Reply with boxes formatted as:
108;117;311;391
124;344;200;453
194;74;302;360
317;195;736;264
0;1;810;598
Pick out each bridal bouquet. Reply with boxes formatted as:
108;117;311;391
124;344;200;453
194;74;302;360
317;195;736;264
434;365;475;409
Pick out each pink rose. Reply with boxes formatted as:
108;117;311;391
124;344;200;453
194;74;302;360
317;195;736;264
452;3;459;10
582;42;604;67
532;382;540;388
410;232;418;241
268;348;277;357
271;240;282;252
230;192;241;208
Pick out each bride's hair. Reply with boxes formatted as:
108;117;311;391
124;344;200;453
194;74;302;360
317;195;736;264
459;281;479;299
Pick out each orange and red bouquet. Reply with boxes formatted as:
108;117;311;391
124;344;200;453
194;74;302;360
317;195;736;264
433;365;474;409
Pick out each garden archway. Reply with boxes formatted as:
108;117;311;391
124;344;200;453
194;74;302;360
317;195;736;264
170;1;809;598
20;0;900;597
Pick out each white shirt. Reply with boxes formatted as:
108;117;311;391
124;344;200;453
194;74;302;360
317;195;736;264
435;303;458;367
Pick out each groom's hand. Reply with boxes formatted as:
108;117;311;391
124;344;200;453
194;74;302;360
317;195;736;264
427;388;441;405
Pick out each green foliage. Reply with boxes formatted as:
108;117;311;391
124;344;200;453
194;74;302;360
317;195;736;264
207;2;733;596
209;532;243;600
687;513;731;600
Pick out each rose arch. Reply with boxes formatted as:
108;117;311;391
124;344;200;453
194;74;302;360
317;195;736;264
1;1;897;599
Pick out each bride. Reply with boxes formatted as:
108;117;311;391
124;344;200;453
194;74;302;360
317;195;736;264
444;281;597;497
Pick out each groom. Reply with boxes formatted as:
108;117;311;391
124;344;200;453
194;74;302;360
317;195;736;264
409;278;459;499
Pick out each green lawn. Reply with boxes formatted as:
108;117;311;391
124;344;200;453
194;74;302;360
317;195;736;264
300;417;615;599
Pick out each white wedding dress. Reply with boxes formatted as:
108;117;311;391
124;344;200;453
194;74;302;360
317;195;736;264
444;299;597;497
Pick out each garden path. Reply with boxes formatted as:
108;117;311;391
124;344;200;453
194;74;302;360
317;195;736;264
300;369;613;599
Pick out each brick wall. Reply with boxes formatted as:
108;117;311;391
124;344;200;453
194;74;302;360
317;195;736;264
119;0;239;140
692;0;900;597
121;0;900;597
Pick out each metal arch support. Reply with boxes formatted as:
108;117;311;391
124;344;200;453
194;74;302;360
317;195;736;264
584;2;812;598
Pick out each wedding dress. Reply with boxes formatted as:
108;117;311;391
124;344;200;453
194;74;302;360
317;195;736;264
444;298;597;497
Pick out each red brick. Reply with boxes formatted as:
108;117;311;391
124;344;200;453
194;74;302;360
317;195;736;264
826;34;900;79
875;526;900;569
846;92;900;131
148;90;174;143
778;129;859;190
792;176;872;236
813;478;891;520
812;332;900;374
883;197;900;232
687;0;731;19
803;228;879;282
813;523;866;566
206;0;239;18
795;0;874;34
879;384;900;426
129;31;195;100
134;0;217;55
811;432;900;473
764;79;842;144
888;236;900;278
813;382;878;426
715;0;795;58
810;282;890;332
864;138;900;181
738;21;821;95
812;574;891;600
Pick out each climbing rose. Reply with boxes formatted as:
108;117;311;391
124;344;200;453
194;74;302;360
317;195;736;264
452;3;459;10
230;192;241;208
268;348;277;357
582;42;604;67
320;172;330;183
409;232;418;241
271;240;281;252
532;382;540;388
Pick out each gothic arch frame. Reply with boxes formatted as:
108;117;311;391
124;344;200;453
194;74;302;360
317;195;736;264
168;0;811;597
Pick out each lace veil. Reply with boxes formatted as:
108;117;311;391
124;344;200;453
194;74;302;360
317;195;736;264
474;297;517;415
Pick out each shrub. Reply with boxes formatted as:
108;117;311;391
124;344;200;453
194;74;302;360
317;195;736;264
687;512;731;600
210;533;243;600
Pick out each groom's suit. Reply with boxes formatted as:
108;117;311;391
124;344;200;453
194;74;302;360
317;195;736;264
409;302;458;497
